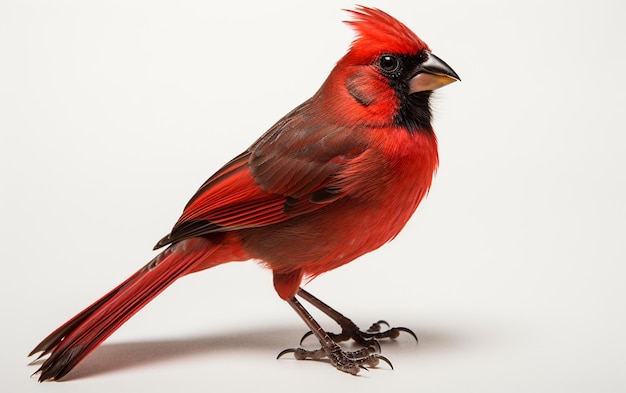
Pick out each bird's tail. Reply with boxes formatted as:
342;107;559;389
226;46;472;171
29;237;221;382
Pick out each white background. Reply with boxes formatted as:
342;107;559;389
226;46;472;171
1;0;625;392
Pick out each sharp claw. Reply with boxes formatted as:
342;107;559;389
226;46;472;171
367;320;390;333
375;354;394;370
395;327;419;342
299;330;314;345
370;339;381;353
376;320;390;328
276;348;297;359
359;365;370;372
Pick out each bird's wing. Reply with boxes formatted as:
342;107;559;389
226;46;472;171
154;100;369;248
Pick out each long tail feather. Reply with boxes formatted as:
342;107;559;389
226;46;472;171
30;238;220;381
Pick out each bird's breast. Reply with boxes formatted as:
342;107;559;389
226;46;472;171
240;128;438;278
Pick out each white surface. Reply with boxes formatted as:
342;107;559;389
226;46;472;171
1;0;625;392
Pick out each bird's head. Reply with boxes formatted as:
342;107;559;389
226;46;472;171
322;6;459;133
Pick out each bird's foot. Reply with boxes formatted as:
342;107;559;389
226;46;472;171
300;319;418;348
277;343;392;375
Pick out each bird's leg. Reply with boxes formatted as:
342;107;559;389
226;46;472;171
278;296;392;374
297;287;418;347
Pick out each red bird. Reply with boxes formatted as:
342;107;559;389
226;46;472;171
30;6;458;380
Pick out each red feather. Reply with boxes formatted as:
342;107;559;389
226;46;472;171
344;6;429;60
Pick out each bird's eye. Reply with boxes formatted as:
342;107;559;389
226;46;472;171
379;54;401;75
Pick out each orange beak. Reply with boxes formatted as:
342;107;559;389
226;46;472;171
409;51;460;93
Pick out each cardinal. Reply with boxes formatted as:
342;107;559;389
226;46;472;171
30;6;459;380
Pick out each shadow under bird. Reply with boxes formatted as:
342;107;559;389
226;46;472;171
30;6;459;381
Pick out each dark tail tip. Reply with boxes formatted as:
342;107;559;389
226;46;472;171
35;345;83;382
